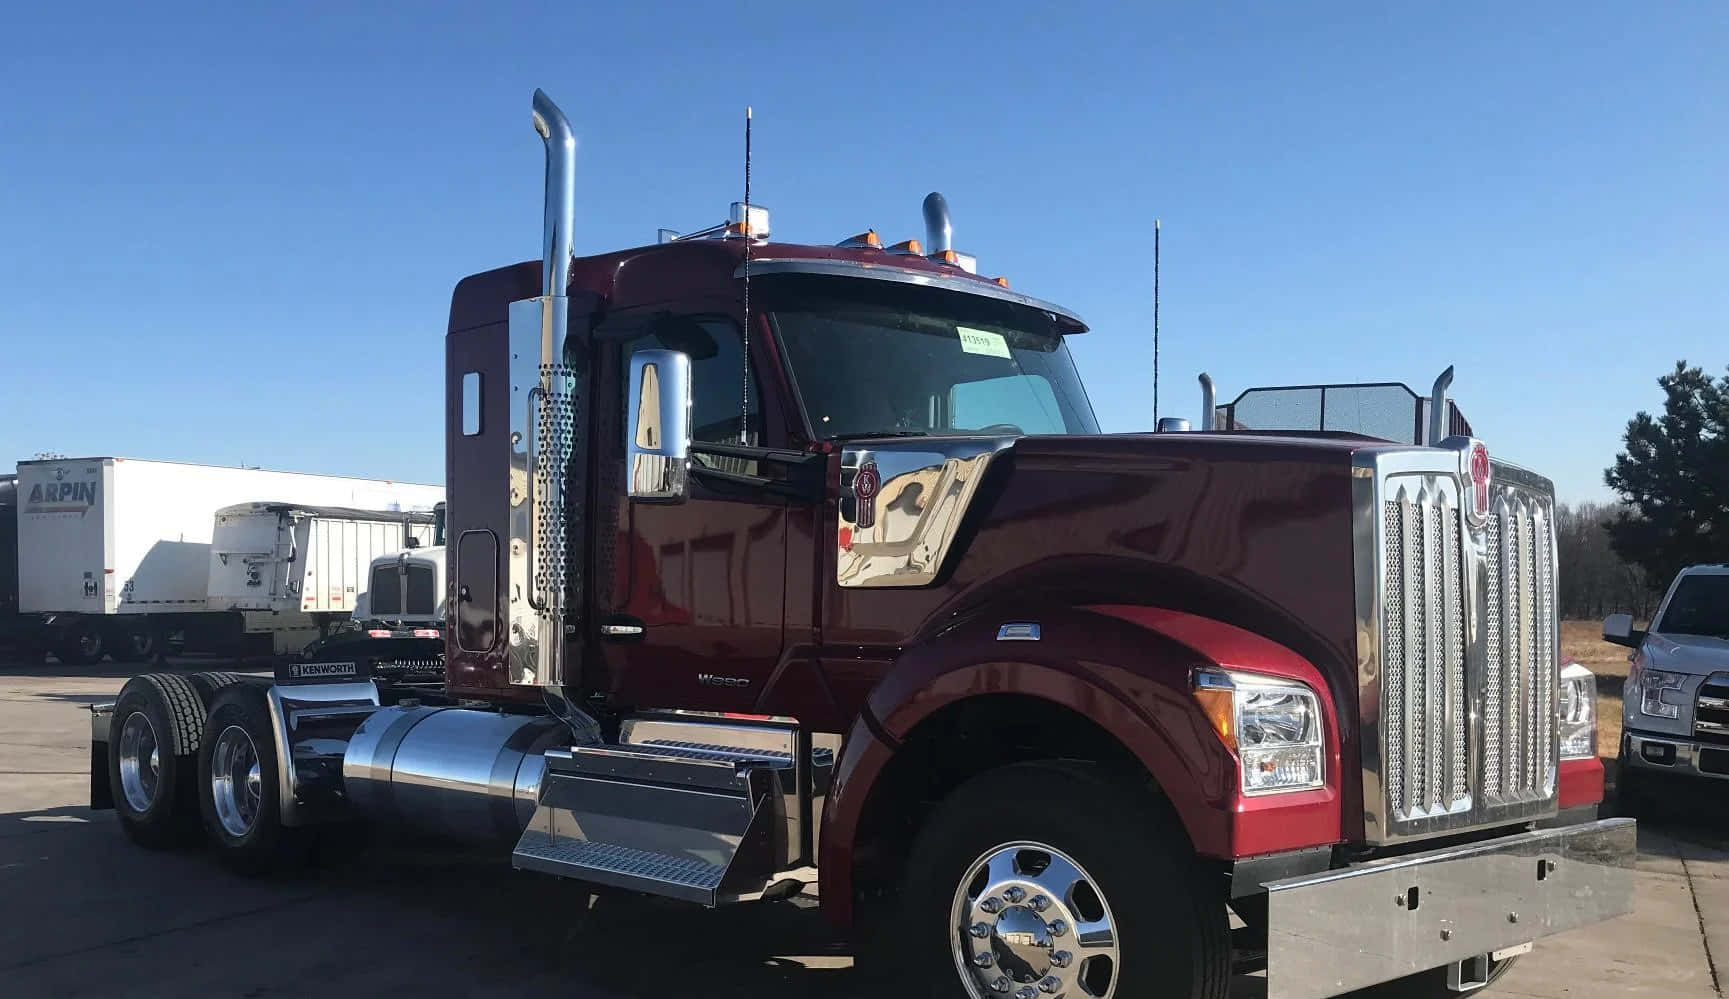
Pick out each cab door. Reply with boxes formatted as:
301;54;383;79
601;314;789;712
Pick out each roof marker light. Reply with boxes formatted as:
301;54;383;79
993;276;1010;288
838;230;883;249
887;239;923;256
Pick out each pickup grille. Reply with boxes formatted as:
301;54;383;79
1694;681;1729;746
1361;451;1559;843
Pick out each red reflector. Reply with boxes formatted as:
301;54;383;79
367;629;392;638
412;629;440;638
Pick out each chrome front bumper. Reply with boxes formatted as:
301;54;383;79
1625;731;1729;780
1265;817;1636;999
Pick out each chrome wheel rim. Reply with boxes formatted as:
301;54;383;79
210;725;262;838
950;842;1119;999
116;711;161;813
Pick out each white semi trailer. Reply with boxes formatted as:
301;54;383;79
206;502;440;654
14;457;441;663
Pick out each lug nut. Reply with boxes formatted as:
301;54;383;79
1004;886;1027;903
974;953;995;968
1040;977;1062;994
1016;987;1037;999
1508;912;1520;924
991;977;1011;993
1048;919;1069;937
1029;894;1051;912
1440;928;1453;941
971;922;991;939
981;897;1005;914
1051;951;1073;969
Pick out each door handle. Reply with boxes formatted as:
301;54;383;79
600;615;646;641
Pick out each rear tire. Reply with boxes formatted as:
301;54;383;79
107;673;208;847
197;684;309;874
110;623;159;664
881;761;1230;999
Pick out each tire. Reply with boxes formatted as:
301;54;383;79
107;673;209;848
187;671;246;702
197;684;309;874
881;761;1230;999
58;619;106;666
1614;738;1646;818
1342;955;1519;997
110;623;159;664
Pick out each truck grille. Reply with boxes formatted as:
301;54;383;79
1361;451;1559;843
1694;680;1729;747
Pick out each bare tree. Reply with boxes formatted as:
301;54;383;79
1555;502;1656;620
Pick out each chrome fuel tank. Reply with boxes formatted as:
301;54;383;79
343;706;571;843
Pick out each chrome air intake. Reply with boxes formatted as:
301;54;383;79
343;706;570;843
506;89;580;687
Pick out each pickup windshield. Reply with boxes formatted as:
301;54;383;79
1657;574;1729;640
768;275;1100;440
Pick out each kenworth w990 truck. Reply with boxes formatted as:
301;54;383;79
89;90;1631;999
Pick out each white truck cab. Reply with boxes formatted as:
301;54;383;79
1606;564;1729;792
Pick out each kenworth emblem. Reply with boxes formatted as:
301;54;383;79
852;458;882;530
1467;441;1492;527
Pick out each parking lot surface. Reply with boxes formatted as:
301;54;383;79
1;661;1722;998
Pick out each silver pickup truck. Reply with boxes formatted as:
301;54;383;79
1607;564;1729;801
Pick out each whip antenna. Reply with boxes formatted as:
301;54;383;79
739;106;753;446
1153;218;1161;424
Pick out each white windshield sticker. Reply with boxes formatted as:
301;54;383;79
957;326;1011;358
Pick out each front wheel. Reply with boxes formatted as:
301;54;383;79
58;620;105;665
889;762;1231;999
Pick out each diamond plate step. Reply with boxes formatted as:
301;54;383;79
514;830;726;904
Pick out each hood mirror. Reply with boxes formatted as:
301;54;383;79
626;349;691;502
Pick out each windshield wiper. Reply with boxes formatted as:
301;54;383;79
827;431;930;442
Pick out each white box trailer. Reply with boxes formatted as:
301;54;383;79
207;503;439;650
14;457;441;663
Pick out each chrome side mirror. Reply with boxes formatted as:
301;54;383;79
626;349;691;502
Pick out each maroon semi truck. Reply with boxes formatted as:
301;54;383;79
88;90;1632;999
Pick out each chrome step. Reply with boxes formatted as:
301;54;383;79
512;716;825;907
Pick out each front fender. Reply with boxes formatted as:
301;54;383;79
818;604;1343;928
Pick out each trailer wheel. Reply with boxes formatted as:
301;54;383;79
58;620;106;666
107;673;208;847
886;761;1230;999
197;684;308;874
110;623;160;664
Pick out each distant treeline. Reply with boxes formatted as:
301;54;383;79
1556;502;1658;620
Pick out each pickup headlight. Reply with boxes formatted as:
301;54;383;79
1559;662;1597;760
1630;663;1686;720
1192;669;1326;795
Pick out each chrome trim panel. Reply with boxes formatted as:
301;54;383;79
264;681;381;827
838;439;1015;589
737;258;1086;329
1264;817;1636;999
1354;443;1560;844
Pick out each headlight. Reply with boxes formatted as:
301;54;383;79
1559;662;1597;760
1632;665;1686;720
1193;669;1326;795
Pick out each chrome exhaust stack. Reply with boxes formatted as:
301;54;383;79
1199;372;1217;431
506;89;581;687
1427;365;1454;445
923;192;953;254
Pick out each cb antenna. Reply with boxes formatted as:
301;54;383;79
739;106;754;446
1153;218;1161;424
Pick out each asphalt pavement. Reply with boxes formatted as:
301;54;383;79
0;659;1721;998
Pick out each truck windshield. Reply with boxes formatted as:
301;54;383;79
1657;574;1729;639
768;275;1099;440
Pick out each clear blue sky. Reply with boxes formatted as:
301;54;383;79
2;3;1723;503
